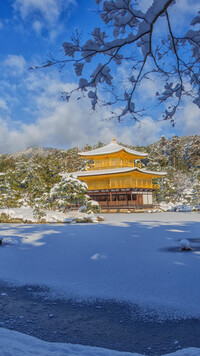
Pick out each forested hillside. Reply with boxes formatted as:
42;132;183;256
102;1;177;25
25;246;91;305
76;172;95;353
0;135;199;211
137;135;200;209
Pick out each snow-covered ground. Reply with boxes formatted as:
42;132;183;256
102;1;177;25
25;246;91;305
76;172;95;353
0;212;200;355
0;328;199;356
0;212;200;318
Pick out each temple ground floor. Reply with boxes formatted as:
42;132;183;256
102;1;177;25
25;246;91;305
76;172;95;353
87;188;154;210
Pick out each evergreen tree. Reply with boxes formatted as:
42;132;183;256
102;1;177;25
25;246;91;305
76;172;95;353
49;175;88;211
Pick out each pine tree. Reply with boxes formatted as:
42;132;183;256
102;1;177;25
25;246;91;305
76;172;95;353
49;175;88;211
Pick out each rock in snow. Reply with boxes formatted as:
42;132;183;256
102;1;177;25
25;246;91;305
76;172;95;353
180;239;191;251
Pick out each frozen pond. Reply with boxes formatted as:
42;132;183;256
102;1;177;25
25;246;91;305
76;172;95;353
0;212;200;355
1;282;200;356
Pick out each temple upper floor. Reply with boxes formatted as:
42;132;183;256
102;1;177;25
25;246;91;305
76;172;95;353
86;155;142;170
79;138;147;171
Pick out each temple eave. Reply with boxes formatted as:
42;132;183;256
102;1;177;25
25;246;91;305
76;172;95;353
74;167;166;179
78;149;147;159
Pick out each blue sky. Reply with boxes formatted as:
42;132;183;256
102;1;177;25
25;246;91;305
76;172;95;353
0;0;199;154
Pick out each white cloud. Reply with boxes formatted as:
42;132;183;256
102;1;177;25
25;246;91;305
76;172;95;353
0;96;165;154
175;101;200;136
32;20;43;34
0;65;164;154
119;117;163;146
0;67;112;152
0;98;9;111
14;0;74;22
13;0;76;35
0;56;198;155
0;101;109;153
4;55;26;76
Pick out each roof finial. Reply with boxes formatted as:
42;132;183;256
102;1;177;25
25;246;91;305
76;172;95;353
109;137;117;144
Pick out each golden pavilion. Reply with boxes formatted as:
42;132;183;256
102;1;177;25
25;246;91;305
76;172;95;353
74;138;166;209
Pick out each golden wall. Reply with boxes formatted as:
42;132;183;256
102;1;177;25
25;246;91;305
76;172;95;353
79;172;160;190
86;152;142;170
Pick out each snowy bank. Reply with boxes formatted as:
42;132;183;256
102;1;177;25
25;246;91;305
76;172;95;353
0;328;199;356
0;207;100;223
0;328;138;356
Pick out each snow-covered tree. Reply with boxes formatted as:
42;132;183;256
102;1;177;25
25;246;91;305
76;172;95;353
49;175;88;211
190;188;199;207
170;135;181;168
185;135;200;168
37;0;200;124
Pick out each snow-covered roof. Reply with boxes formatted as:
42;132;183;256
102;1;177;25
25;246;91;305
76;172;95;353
73;167;166;177
79;139;148;158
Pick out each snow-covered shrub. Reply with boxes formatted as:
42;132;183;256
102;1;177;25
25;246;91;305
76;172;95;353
33;205;46;221
49;174;88;211
0;213;10;223
86;200;101;213
79;205;87;213
73;214;99;223
171;204;193;212
96;215;104;221
73;216;94;223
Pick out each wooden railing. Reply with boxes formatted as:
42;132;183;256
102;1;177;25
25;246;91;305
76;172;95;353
86;162;142;170
99;201;153;208
134;162;142;169
87;180;155;190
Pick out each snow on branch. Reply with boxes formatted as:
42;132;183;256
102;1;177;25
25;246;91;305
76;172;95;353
37;0;200;123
